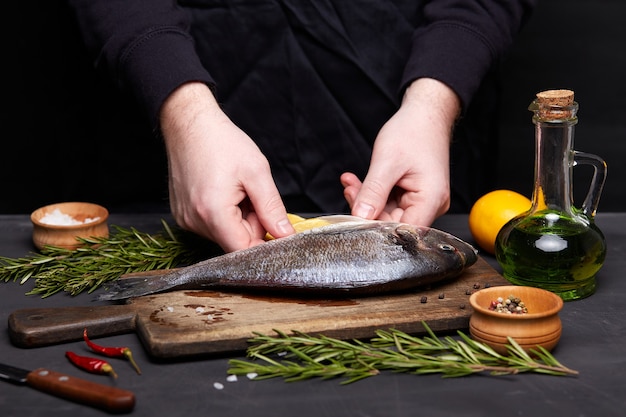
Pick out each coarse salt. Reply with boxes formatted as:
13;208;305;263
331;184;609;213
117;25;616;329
226;375;238;382
39;208;100;226
213;382;224;390
246;373;258;380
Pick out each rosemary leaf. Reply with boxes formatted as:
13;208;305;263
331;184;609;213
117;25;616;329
0;220;214;297
228;323;578;384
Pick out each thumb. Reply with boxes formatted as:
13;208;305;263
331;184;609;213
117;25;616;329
351;172;395;220
245;180;295;240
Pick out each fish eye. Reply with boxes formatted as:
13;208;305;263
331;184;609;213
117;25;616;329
439;244;455;252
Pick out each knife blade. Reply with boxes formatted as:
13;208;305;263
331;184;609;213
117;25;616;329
0;362;135;413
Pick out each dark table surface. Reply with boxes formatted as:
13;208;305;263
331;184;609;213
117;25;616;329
1;212;625;417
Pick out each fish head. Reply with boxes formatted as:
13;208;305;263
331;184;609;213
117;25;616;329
392;224;478;268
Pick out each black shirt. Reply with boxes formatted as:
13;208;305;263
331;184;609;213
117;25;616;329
67;0;537;212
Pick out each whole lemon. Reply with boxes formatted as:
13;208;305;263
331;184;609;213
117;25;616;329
468;190;532;254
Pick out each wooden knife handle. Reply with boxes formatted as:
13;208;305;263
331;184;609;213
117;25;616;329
8;305;137;347
27;368;135;413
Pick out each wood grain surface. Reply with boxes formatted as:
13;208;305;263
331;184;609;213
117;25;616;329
9;257;507;359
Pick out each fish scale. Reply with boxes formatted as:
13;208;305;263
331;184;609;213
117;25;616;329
99;218;478;300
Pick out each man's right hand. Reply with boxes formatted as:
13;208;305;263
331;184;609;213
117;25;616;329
159;82;295;252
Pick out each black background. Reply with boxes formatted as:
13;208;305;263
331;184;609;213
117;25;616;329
3;0;625;214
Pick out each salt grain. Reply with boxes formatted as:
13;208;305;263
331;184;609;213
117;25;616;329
226;375;238;382
166;306;174;312
246;373;258;380
213;382;224;390
195;307;205;314
39;208;100;226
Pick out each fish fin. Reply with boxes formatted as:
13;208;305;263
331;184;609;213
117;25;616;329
300;216;386;236
312;215;371;224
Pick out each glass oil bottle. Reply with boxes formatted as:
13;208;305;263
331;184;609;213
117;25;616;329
495;90;607;301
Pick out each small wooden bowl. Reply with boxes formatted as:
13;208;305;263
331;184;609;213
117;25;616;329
31;202;109;250
469;285;564;355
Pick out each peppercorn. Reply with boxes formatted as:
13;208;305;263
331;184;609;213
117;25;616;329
488;295;528;314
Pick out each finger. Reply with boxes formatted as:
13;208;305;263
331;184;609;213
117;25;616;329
351;166;399;220
399;201;438;227
239;205;266;238
340;172;363;209
194;201;259;253
245;173;295;240
397;190;450;227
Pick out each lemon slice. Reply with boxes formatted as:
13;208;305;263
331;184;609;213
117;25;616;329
265;214;332;240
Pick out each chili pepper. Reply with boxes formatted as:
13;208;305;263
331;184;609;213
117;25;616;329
83;328;142;375
66;351;118;379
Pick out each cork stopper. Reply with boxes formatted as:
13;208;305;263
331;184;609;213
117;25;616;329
536;89;574;106
534;89;576;120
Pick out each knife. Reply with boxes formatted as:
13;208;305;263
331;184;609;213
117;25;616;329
0;362;135;413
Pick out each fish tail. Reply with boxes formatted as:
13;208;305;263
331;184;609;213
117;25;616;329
98;273;178;301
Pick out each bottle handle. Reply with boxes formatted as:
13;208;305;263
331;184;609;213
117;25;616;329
573;151;607;219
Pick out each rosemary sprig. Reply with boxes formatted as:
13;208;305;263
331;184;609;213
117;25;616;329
228;323;578;384
0;221;212;298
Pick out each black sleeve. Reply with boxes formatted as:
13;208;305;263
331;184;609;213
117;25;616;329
67;0;215;128
68;0;537;127
401;0;537;109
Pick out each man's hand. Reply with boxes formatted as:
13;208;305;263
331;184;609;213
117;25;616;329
160;82;295;252
342;78;460;226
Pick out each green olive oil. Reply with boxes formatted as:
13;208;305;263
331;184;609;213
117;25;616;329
495;211;606;301
494;90;607;301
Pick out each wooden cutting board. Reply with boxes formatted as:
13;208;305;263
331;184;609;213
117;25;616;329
9;258;507;359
